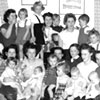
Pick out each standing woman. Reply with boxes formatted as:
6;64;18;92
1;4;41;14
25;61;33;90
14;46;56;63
0;9;17;47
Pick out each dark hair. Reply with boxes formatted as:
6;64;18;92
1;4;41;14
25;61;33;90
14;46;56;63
88;28;100;37
80;43;95;53
23;42;39;58
69;43;80;52
78;14;90;23
3;9;16;23
18;8;28;17
48;54;58;61
31;1;45;11
6;57;17;66
50;47;64;54
43;12;53;20
63;13;76;25
3;44;19;59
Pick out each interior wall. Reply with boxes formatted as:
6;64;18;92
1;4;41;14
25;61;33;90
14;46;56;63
0;0;94;28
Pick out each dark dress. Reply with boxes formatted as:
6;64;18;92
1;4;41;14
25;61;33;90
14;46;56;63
15;19;31;45
34;15;45;45
0;23;16;47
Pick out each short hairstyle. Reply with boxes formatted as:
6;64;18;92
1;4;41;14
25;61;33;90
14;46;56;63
53;14;60;20
3;44;19;59
50;47;64;54
78;14;90;23
63;13;76;25
3;9;16;23
48;54;58;61
31;1;45;11
57;61;70;75
69;43;80;52
6;57;17;66
18;8;28;17
43;12;53;20
88;28;100;37
80;43;95;53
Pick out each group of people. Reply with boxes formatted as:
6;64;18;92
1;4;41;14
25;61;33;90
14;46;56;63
0;1;100;100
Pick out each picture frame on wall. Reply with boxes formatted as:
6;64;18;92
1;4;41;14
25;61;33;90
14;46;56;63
59;0;85;15
21;0;47;5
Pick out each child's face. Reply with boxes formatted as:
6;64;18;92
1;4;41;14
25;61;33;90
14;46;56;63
7;48;16;58
54;49;63;60
19;11;26;20
49;57;58;68
27;48;36;60
8;61;16;69
89;34;98;44
89;73;99;84
79;19;86;27
65;17;75;29
44;16;53;27
71;71;79;80
57;67;64;76
34;5;42;15
70;46;79;58
53;35;59;41
53;17;60;26
81;49;92;63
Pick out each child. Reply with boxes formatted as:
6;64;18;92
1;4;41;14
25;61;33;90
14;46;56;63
66;67;87;100
52;14;63;33
86;71;100;100
22;66;44;100
54;61;70;100
0;57;23;100
16;8;31;60
44;33;60;52
78;14;90;45
43;54;58;100
68;43;82;71
88;28;100;51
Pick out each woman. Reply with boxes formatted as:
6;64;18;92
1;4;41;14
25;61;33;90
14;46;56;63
0;9;17;47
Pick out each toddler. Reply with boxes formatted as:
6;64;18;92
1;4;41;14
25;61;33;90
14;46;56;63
0;57;23;100
43;54;58;100
66;67;87;100
88;28;100;51
16;8;31;60
54;61;70;100
78;14;90;45
52;14;63;33
86;71;100;100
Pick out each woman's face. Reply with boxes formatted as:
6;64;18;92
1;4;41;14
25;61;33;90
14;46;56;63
34;5;42;15
7;13;16;23
81;49;92;63
27;48;36;60
70;46;79;58
65;17;75;29
44;16;53;27
7;48;16;58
